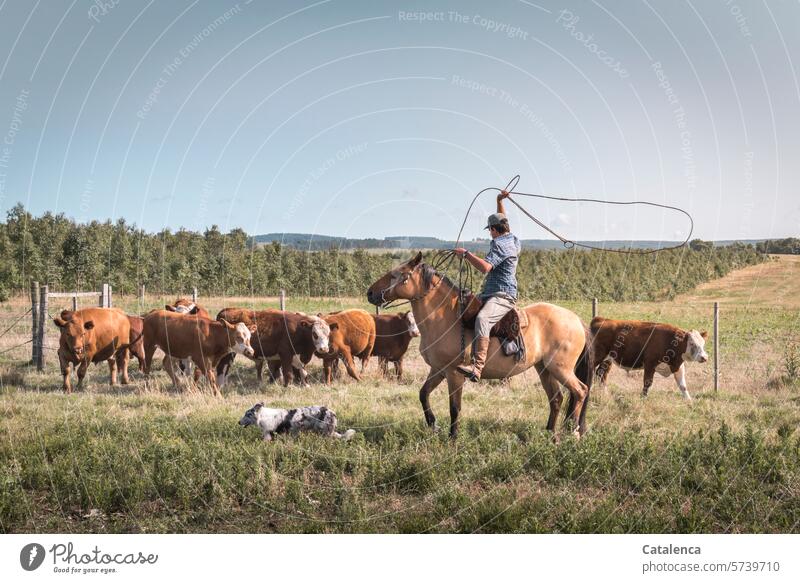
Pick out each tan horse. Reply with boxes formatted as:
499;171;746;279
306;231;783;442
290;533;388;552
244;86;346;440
367;252;592;439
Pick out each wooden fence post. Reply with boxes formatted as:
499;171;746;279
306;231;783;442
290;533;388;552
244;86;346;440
376;305;380;315
279;289;286;311
592;297;598;319
37;285;48;371
108;285;113;308
30;281;39;365
713;301;719;392
71;293;78;312
192;287;198;304
139;284;145;310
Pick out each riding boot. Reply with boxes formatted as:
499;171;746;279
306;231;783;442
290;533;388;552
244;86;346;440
455;336;491;382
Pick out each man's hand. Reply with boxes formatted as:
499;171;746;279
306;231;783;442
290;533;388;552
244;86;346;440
453;248;468;258
497;190;510;201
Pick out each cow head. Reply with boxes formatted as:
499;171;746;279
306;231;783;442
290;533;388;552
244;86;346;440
53;310;95;359
220;319;256;357
367;252;425;306
239;402;263;427
300;317;331;352
684;330;709;363
166;298;197;314
404;311;420;337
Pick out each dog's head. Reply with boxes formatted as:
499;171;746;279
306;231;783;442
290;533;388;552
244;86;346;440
238;403;263;427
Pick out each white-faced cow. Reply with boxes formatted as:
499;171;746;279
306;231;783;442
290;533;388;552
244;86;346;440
590;316;709;400
371;311;420;380
142;309;255;396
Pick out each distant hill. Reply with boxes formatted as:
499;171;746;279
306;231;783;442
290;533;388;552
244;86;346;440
252;233;769;252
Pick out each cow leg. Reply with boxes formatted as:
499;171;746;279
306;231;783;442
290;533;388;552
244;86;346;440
395;359;403;380
143;339;157;376
59;351;73;394
162;356;181;390
76;360;89;390
266;360;281;383
323;358;333;384
642;363;656;398
673;363;691;400
117;350;130;385
216;353;235;389
339;347;360;381
203;359;221;397
378;357;388;377
419;368;446;430
107;357;118;386
279;353;294;387
445;369;465;439
254;358;265;381
291;355;309;387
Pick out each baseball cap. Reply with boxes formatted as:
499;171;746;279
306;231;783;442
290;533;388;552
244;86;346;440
484;213;507;229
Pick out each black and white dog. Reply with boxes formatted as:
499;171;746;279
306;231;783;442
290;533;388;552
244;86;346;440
238;403;355;441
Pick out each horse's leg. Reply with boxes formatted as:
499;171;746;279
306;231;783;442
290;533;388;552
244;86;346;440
445;369;466;439
538;368;564;438
419;368;445;430
547;365;587;437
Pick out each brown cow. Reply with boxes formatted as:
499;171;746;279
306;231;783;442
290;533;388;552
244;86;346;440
590;316;708;400
372;311;420;379
163;298;211;379
143;310;255;396
214;308;330;387
318;309;376;384
54;308;133;394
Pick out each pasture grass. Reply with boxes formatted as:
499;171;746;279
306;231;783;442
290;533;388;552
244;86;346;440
1;257;799;533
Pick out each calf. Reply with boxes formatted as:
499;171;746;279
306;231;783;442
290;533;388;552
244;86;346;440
372;311;420;379
214;308;331;387
590;316;708;400
143;310;255;396
53;308;133;393
238;403;355;441
318;309;376;384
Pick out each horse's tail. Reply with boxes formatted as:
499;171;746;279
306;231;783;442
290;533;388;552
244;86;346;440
566;325;593;431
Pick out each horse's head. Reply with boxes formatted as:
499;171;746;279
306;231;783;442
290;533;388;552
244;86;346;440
367;251;428;306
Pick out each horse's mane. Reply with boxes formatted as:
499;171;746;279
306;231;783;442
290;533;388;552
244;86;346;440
420;263;463;296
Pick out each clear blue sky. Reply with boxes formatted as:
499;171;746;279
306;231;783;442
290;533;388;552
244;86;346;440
0;0;797;242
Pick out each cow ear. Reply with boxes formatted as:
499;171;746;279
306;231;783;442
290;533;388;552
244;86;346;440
53;317;67;328
165;304;176;312
410;251;423;266
189;306;200;315
299;320;311;328
329;323;339;331
248;324;258;333
316;313;323;318
219;318;235;329
700;330;708;339
254;403;263;410
83;321;94;330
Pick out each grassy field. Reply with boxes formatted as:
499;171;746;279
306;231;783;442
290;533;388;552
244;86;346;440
0;257;798;533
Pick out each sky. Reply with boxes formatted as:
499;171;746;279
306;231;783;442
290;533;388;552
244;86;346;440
0;0;797;243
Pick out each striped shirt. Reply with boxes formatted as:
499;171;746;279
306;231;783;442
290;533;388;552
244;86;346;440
480;233;521;300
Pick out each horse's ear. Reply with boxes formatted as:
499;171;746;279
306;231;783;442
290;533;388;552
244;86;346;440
410;251;423;267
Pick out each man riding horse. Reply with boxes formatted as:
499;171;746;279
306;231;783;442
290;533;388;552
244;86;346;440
453;190;521;382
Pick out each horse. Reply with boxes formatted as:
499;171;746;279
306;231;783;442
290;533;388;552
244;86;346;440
367;252;592;439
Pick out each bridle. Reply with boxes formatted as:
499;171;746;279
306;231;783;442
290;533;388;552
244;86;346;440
377;264;444;310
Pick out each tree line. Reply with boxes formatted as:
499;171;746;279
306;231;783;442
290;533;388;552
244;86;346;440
0;204;766;302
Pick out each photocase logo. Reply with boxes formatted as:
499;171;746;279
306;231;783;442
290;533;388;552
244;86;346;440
20;543;46;571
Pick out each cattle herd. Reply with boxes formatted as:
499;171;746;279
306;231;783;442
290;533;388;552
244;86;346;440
53;298;421;396
52;292;708;438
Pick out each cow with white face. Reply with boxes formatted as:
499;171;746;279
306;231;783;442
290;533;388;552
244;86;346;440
591;317;709;400
371;310;421;380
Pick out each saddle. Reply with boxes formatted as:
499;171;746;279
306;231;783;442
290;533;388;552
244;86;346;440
459;292;528;342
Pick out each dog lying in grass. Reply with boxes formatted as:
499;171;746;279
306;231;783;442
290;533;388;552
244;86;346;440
238;403;355;441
